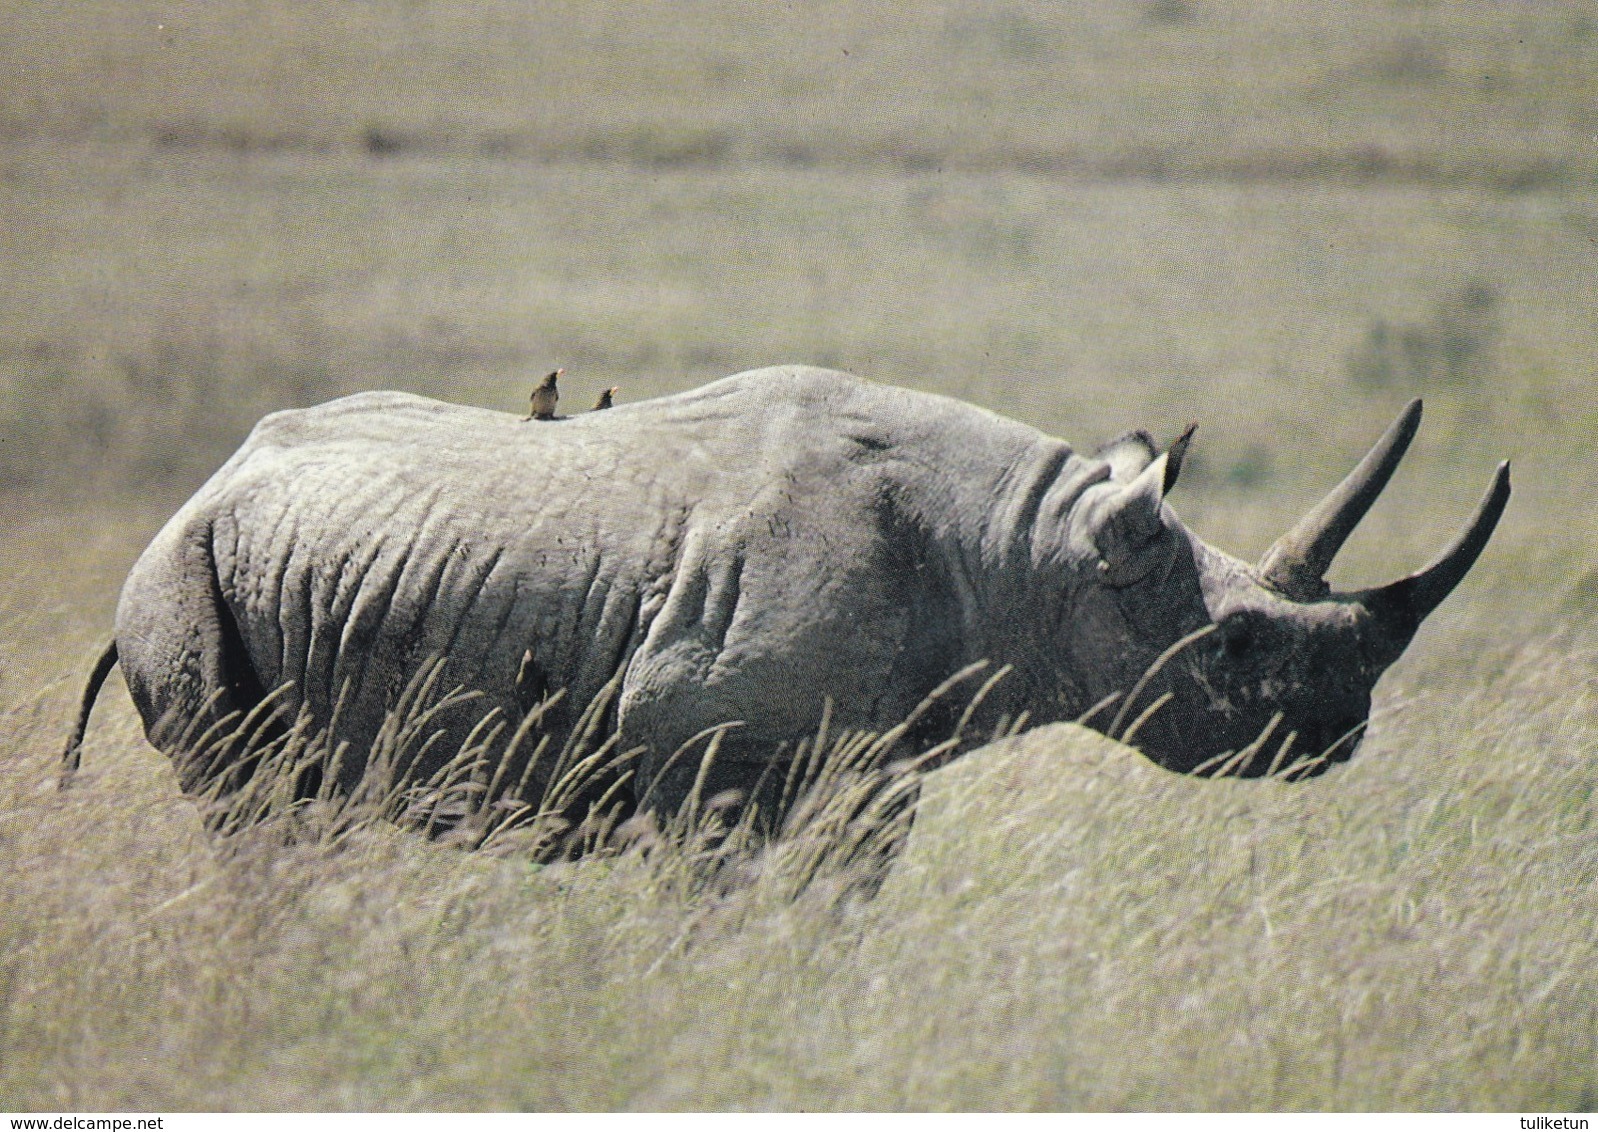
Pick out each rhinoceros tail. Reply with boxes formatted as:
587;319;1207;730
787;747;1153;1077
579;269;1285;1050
59;638;119;788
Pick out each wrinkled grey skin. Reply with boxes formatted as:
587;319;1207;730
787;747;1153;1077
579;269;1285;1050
67;366;1508;818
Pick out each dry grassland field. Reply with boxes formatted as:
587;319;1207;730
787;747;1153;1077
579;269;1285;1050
2;0;1597;1112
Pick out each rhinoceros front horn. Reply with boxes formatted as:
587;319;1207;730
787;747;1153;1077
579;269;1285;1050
1359;459;1511;660
1257;399;1424;600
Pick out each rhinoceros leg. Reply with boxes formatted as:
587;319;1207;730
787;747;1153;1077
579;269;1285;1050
116;513;282;796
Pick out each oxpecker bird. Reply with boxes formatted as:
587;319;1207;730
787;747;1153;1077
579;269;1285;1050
524;369;562;421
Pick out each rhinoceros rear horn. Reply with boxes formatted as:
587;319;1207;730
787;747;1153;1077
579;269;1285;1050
1257;399;1423;599
1360;460;1511;658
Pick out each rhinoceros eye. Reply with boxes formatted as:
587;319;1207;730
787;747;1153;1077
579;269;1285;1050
1220;615;1257;659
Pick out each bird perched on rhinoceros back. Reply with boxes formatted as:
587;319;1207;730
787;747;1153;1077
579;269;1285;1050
62;366;1508;825
524;368;561;421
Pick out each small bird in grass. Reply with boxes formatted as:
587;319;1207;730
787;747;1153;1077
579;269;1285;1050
591;386;618;411
523;369;562;421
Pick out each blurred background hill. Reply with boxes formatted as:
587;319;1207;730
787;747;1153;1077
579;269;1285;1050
3;3;1593;541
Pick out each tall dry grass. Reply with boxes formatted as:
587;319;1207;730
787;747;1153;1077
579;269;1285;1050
2;614;1595;1109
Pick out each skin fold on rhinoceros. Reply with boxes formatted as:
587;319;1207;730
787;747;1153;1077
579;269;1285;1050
62;365;1509;830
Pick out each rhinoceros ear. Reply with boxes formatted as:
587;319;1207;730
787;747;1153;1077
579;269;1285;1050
1089;452;1171;584
1096;430;1159;483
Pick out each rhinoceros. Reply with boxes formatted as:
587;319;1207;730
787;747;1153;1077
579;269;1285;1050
63;366;1508;826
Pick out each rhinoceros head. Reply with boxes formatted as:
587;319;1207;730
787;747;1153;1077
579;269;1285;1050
1068;399;1509;778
